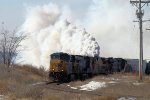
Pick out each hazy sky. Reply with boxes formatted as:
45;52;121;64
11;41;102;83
1;0;150;60
1;0;149;29
0;0;91;29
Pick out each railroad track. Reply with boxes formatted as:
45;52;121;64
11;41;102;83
39;81;103;96
35;81;150;99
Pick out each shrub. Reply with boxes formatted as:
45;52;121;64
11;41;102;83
10;85;43;100
0;80;9;94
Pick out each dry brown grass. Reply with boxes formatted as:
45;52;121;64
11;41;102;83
0;80;9;94
10;86;43;100
15;65;46;77
1;64;150;100
0;64;48;99
42;89;117;100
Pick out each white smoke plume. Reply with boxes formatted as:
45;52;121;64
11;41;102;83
19;0;150;69
19;3;100;69
83;0;150;60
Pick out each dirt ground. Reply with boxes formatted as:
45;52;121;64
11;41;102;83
43;73;150;100
0;64;150;100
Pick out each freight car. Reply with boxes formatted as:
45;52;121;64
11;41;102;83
145;61;150;75
49;52;112;82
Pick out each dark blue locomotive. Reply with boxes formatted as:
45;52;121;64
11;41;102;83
49;52;127;82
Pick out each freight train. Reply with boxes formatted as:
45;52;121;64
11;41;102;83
49;52;127;82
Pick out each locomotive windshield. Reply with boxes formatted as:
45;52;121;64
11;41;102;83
50;52;70;62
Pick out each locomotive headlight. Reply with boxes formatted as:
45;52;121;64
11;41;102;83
61;70;63;71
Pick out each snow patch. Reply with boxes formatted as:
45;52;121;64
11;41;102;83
102;77;120;81
71;87;78;89
108;81;117;84
68;81;117;91
31;82;45;86
79;81;106;91
133;82;143;86
0;95;5;100
109;78;120;81
118;97;136;100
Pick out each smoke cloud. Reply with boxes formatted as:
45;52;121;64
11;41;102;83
83;0;150;60
19;3;100;69
19;0;150;69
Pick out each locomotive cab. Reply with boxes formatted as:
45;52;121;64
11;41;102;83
49;52;70;82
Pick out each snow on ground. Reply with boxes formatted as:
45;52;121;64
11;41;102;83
0;95;5;100
102;77;120;81
70;87;78;89
132;82;143;86
79;81;106;91
118;97;136;100
67;81;106;91
108;81;117;84
67;79;144;91
31;82;46;86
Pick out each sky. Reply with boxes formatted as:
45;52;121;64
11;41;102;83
0;0;149;29
0;0;91;29
1;0;150;61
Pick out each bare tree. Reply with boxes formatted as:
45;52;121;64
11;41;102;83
0;23;25;67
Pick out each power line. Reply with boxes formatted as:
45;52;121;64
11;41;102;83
130;0;150;81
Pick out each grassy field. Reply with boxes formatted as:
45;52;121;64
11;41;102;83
0;64;117;100
0;64;48;100
0;64;150;100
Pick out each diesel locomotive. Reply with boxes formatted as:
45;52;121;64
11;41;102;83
49;52;150;82
49;52;126;82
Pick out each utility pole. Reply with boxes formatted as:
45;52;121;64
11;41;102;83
130;0;150;81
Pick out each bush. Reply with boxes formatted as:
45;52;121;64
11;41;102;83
10;85;43;100
0;64;48;99
16;65;47;77
0;80;9;94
